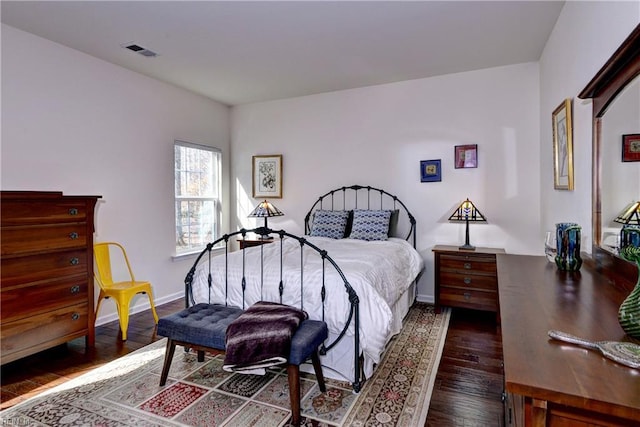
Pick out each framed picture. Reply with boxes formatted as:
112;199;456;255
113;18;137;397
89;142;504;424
454;144;478;169
420;159;442;182
622;134;640;162
252;155;283;198
552;98;574;190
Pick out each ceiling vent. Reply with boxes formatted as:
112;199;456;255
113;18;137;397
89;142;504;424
122;43;158;58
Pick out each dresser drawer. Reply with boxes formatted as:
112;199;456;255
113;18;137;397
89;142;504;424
1;223;88;256
439;271;497;291
1;249;88;288
1;303;89;363
439;286;497;312
439;253;497;274
1;275;89;322
1;200;89;226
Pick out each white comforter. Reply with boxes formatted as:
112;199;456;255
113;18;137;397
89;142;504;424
191;236;424;372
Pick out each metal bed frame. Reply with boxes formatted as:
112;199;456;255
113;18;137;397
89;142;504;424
183;185;417;392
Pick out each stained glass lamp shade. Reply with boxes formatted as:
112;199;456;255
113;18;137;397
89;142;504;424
248;200;284;231
613;201;640;226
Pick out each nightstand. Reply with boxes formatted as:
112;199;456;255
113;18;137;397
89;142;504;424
432;245;505;317
238;237;275;250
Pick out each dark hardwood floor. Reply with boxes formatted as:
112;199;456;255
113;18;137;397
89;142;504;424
1;302;504;426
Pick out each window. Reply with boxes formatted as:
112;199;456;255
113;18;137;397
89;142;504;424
174;141;221;254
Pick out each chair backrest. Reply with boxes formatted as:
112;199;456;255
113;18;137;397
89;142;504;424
94;242;136;289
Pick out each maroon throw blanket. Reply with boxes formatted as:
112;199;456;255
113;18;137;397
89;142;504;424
223;301;307;374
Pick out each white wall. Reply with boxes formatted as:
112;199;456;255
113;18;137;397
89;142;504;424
231;63;541;301
539;2;640;251
1;25;231;324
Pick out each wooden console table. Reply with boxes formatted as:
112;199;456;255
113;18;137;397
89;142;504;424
498;254;640;426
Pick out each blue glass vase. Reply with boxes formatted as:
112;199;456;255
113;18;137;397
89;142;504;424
618;246;640;339
555;222;582;271
620;225;640;249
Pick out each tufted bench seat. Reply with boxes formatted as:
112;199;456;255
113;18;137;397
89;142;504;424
157;302;328;426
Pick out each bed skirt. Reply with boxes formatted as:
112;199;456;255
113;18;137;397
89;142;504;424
302;281;417;382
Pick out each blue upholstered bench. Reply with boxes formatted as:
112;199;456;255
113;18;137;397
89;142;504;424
157;303;328;426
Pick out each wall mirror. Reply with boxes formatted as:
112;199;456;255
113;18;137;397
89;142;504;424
579;24;640;290
600;74;640;250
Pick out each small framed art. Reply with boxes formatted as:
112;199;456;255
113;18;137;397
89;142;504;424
420;159;441;182
552;98;574;190
454;144;478;169
622;134;640;162
252;154;283;198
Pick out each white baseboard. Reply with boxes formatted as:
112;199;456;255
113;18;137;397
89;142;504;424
416;294;435;304
95;291;184;326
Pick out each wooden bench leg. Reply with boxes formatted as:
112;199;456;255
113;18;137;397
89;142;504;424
311;350;326;393
160;339;177;386
287;364;301;426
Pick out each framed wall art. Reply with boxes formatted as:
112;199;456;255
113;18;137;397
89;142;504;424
552;98;574;190
622;134;640;162
420;159;442;182
454;144;478;169
252;154;283;198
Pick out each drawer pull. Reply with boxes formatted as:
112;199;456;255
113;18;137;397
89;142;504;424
69;232;79;240
70;285;81;294
70;257;80;265
463;292;471;300
69;208;79;216
463;277;472;285
71;313;80;321
464;262;472;269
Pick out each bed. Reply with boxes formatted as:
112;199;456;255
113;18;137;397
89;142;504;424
184;185;423;391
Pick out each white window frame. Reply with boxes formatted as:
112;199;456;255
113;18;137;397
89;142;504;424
174;140;222;255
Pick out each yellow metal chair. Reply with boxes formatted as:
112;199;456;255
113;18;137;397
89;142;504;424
94;242;159;341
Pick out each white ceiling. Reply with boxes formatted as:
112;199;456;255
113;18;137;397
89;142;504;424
1;1;564;106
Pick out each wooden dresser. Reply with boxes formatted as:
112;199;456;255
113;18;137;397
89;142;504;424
433;245;505;314
498;254;640;426
1;191;101;365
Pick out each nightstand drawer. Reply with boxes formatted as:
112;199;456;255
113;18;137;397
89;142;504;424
439;271;497;291
439;286;497;312
439;254;497;274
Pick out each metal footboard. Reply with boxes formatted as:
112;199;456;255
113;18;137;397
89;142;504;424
183;226;363;392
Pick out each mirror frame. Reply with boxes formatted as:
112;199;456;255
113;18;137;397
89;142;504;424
579;24;640;291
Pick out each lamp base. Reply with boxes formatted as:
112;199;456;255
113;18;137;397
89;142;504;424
459;244;476;251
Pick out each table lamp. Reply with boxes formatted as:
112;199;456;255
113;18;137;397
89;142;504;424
448;198;487;251
248;199;284;238
614;200;640;248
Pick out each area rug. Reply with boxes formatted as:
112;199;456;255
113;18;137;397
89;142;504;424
0;303;449;427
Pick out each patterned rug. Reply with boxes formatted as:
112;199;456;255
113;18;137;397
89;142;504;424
0;303;450;427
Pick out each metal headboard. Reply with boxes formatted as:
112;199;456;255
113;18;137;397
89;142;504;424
304;184;417;248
